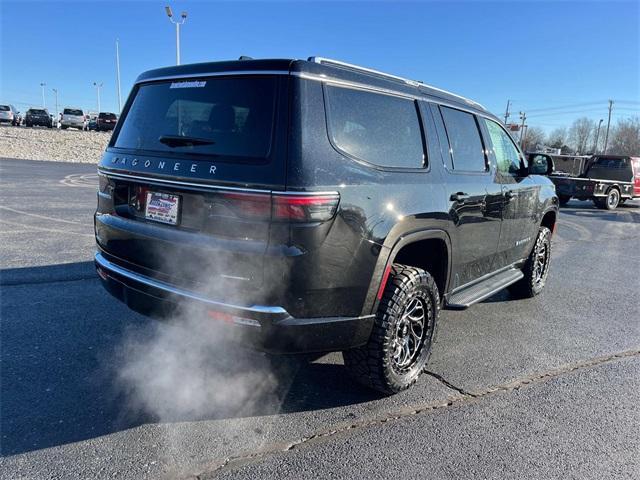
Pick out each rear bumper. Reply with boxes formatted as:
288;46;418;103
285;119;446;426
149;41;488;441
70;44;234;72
95;252;374;354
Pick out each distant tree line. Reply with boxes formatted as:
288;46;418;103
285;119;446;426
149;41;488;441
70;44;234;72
522;116;640;156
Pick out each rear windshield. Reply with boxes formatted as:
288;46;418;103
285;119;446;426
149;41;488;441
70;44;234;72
99;112;117;119
29;109;47;115
590;157;629;169
64;109;83;116
0;105;9;111
113;76;277;159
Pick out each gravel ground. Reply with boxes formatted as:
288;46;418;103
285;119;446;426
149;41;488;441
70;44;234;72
0;124;110;163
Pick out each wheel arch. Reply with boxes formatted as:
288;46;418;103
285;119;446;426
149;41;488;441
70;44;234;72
361;229;452;316
540;208;557;235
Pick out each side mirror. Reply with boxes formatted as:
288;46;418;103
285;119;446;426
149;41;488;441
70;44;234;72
528;154;554;176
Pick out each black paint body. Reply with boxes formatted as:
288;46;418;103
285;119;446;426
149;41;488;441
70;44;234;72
95;58;558;353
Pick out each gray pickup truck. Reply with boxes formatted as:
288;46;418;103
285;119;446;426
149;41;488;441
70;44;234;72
529;154;640;209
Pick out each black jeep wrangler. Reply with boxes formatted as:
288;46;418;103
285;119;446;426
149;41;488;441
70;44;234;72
95;57;558;394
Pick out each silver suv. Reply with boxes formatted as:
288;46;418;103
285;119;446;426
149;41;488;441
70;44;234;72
61;108;86;130
0;104;20;125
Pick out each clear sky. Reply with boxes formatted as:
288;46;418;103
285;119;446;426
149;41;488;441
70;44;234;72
1;1;638;132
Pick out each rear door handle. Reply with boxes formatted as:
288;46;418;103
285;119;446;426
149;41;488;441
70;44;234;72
450;192;470;202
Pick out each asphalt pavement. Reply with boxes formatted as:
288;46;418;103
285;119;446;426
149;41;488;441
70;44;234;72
1;158;638;479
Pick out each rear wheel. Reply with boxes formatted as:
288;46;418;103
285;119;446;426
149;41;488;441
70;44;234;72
343;264;439;395
558;195;571;207
509;226;552;298
604;188;620;210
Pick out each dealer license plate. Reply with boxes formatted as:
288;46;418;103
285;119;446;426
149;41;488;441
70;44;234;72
145;191;180;225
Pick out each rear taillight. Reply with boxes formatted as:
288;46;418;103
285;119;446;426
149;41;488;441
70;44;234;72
217;191;340;222
218;192;272;219
272;193;340;222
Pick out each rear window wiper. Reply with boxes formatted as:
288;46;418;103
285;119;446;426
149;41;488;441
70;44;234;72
159;135;215;148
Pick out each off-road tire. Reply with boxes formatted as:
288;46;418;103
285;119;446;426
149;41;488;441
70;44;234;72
509;226;552;298
342;264;439;395
558;195;571;207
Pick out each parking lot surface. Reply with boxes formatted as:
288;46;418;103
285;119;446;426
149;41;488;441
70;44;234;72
1;158;638;479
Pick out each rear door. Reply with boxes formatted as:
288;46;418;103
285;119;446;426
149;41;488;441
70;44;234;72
431;104;502;288
481;118;539;267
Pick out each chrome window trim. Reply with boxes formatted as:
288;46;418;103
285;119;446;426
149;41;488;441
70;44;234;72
134;70;290;84
292;72;493;121
97;169;339;196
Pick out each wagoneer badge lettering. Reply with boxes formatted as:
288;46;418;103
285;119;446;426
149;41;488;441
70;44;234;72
109;156;217;175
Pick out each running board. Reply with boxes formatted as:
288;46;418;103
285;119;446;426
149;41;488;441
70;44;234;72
445;268;524;310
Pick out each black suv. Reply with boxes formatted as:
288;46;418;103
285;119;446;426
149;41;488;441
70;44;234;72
96;112;118;131
95;57;558;393
24;108;53;128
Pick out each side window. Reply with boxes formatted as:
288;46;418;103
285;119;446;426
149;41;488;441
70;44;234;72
440;106;487;172
483;118;523;175
324;85;426;169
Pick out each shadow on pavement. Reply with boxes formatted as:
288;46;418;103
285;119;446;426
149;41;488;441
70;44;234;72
0;262;380;457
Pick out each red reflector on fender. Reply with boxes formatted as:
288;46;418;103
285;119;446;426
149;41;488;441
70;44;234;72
377;264;392;300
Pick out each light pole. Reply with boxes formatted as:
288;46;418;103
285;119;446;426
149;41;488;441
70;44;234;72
165;6;187;65
93;82;103;113
593;118;603;154
52;88;59;126
40;82;46;108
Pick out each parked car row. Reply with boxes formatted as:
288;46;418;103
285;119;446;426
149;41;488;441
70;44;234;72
0;103;118;131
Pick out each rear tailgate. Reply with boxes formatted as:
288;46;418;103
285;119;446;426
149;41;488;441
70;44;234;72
96;73;290;293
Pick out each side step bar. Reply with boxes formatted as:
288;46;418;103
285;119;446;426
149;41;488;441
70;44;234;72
445;268;524;310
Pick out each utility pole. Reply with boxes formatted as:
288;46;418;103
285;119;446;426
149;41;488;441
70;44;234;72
40;82;46;108
593;118;603;154
519;111;527;149
165;6;187;65
93;82;103;112
503;100;511;125
52;88;59;125
603;100;613;154
115;39;122;113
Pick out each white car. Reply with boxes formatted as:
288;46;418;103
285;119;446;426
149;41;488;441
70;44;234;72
61;108;86;130
0;104;20;125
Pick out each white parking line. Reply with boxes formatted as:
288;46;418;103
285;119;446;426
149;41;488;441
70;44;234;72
0;205;89;226
0;219;94;237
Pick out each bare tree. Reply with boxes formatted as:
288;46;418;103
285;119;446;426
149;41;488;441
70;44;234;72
608;117;640;155
568;117;595;154
522;126;545;152
547;127;567;149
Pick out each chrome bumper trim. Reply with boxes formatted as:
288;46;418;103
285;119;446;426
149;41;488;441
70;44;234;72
94;252;288;318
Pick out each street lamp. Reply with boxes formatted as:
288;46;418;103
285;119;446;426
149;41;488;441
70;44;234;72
40;82;46;108
93;82;103;113
165;6;187;65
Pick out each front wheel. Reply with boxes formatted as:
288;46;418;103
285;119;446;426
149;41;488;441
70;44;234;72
509;226;552;298
558;195;571;207
343;264;439;395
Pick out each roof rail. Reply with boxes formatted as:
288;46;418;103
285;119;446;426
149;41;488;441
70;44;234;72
308;56;422;87
307;56;485;110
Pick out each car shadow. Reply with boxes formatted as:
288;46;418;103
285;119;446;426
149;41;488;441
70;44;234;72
0;261;382;457
559;200;640;223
